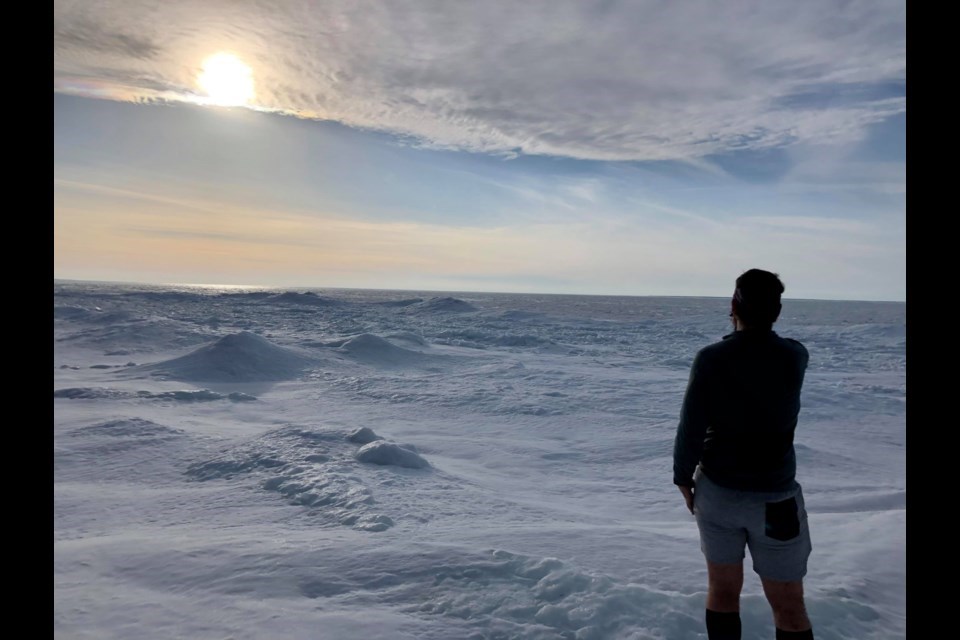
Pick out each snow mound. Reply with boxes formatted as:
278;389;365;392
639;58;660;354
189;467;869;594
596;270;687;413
355;441;430;469
136;332;312;381
55;387;129;400
347;427;383;444
186;426;401;532
335;333;427;367
139;389;258;402
374;297;424;307
58;418;188;472
187;451;287;479
264;291;338;307
74;418;183;439
410;296;478;313
383;331;428;346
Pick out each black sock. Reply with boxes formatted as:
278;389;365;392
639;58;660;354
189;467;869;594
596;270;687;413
705;609;741;640
776;629;813;639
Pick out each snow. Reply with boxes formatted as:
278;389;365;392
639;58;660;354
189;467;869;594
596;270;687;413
133;331;314;382
54;282;906;639
408;296;479;313
347;426;383;444
264;291;340;307
355;440;430;469
333;333;432;367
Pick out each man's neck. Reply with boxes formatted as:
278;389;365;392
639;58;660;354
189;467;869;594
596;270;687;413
736;324;772;332
733;317;772;332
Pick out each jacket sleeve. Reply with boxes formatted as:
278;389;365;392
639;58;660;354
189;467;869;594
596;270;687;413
673;350;710;487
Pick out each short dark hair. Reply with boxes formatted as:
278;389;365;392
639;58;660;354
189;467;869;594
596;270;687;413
732;269;784;327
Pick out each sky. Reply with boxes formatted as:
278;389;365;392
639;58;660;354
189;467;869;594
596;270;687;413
53;0;906;301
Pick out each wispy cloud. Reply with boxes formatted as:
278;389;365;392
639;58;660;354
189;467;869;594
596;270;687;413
54;172;903;299
54;0;905;162
55;15;161;60
740;215;875;234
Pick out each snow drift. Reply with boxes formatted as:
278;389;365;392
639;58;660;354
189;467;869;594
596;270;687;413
134;332;313;381
354;440;430;469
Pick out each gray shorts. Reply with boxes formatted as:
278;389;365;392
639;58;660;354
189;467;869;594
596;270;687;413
692;466;812;582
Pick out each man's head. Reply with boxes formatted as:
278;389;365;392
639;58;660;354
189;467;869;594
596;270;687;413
731;269;784;329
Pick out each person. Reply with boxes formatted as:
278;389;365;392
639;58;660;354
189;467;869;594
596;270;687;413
673;269;814;640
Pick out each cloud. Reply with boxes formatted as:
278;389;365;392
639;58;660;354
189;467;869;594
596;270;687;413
54;0;905;162
54;171;903;300
740;215;876;234
55;15;161;60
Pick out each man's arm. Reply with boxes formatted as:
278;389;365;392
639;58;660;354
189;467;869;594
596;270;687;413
677;485;695;515
673;350;711;490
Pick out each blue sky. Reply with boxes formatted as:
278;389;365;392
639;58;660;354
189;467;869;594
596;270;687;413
54;1;905;300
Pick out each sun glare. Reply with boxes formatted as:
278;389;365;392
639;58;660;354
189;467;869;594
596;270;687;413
197;53;254;106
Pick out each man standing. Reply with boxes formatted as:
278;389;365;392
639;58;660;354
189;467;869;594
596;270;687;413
673;269;814;640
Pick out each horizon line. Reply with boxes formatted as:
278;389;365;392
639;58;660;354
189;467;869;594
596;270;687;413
53;277;906;305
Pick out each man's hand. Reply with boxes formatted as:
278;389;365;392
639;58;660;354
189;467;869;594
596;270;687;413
678;484;695;515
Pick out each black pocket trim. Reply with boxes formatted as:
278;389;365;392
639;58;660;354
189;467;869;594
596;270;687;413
765;497;800;541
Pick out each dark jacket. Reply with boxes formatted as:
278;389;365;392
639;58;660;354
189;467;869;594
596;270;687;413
672;328;809;492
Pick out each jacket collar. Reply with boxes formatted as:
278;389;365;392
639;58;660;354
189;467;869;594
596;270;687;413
723;328;777;340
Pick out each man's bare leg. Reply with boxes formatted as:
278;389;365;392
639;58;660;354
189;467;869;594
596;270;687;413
761;577;812;636
705;561;743;639
707;561;744;611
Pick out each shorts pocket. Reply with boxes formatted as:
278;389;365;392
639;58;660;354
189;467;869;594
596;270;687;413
765;497;800;541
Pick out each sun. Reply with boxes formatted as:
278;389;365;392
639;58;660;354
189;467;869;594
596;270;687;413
197;53;254;106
